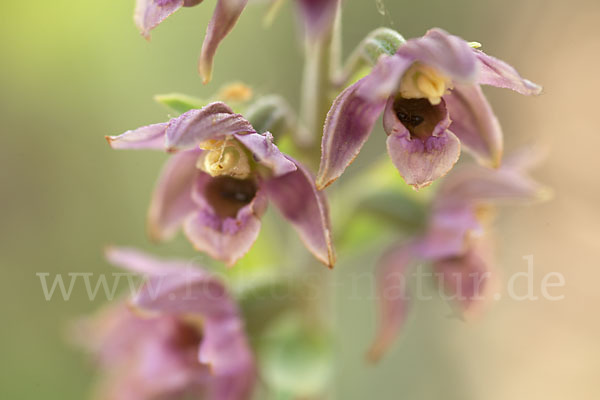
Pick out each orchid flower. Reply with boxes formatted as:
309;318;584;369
368;153;548;361
134;0;339;82
107;102;335;267
74;247;255;400
317;28;542;190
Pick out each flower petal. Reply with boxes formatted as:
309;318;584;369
433;237;493;313
295;0;339;41
165;102;255;151
201;320;256;400
183;180;268;266
106;247;256;398
148;149;199;241
265;158;335;268
106;122;168;150
475;50;542;95
417;206;481;260
396;28;478;83
199;0;249;83
444;83;503;167
384;98;460;189
367;244;414;362
437;160;548;207
233;132;297;177
358;29;478;103
134;0;184;39
316;79;387;189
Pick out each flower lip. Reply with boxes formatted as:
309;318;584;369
391;97;446;140
204;176;258;219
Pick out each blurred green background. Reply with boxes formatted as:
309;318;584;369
1;0;599;399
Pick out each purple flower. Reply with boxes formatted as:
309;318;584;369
367;154;547;361
134;0;338;83
74;247;255;400
317;28;542;190
106;102;335;267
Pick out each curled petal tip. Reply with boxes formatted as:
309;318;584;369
525;79;543;96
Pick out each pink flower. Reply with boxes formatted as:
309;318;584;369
74;247;256;400
368;153;548;361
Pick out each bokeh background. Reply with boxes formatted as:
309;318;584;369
1;0;599;399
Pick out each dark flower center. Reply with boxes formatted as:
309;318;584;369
205;176;258;218
171;320;203;352
394;97;444;140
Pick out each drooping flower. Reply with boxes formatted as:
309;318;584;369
133;0;339;83
317;28;542;190
74;247;255;400
106;102;335;267
367;153;548;361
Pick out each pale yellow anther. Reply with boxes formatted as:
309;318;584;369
197;139;252;179
399;62;453;105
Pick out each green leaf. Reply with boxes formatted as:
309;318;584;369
259;314;333;398
154;93;206;114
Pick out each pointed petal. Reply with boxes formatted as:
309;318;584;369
357;54;413;101
148;150;199;241
295;0;339;41
199;0;249;83
396;28;478;83
165;102;255;151
475;50;542;95
183;181;268;266
106;247;238;317
316;79;386;189
233;132;297;177
444;83;503;167
106;122;168;150
367;244;414;362
134;0;184;39
384;98;460;189
265;158;335;268
433;237;493;312
438;160;549;207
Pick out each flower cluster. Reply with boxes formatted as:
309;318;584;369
74;2;546;399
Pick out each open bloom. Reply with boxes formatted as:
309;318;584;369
367;153;548;361
107;102;334;267
317;28;542;190
74;247;255;400
134;0;339;82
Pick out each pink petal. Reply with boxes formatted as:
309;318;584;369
165;102;255;151
265;157;335;268
106;122;168;150
134;0;185;39
433;237;493;313
384;98;460;189
148;150;200;241
199;0;249;83
234;132;296;177
475;50;542;95
316;79;387;189
444;83;503;167
368;244;415;362
183;179;268;266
